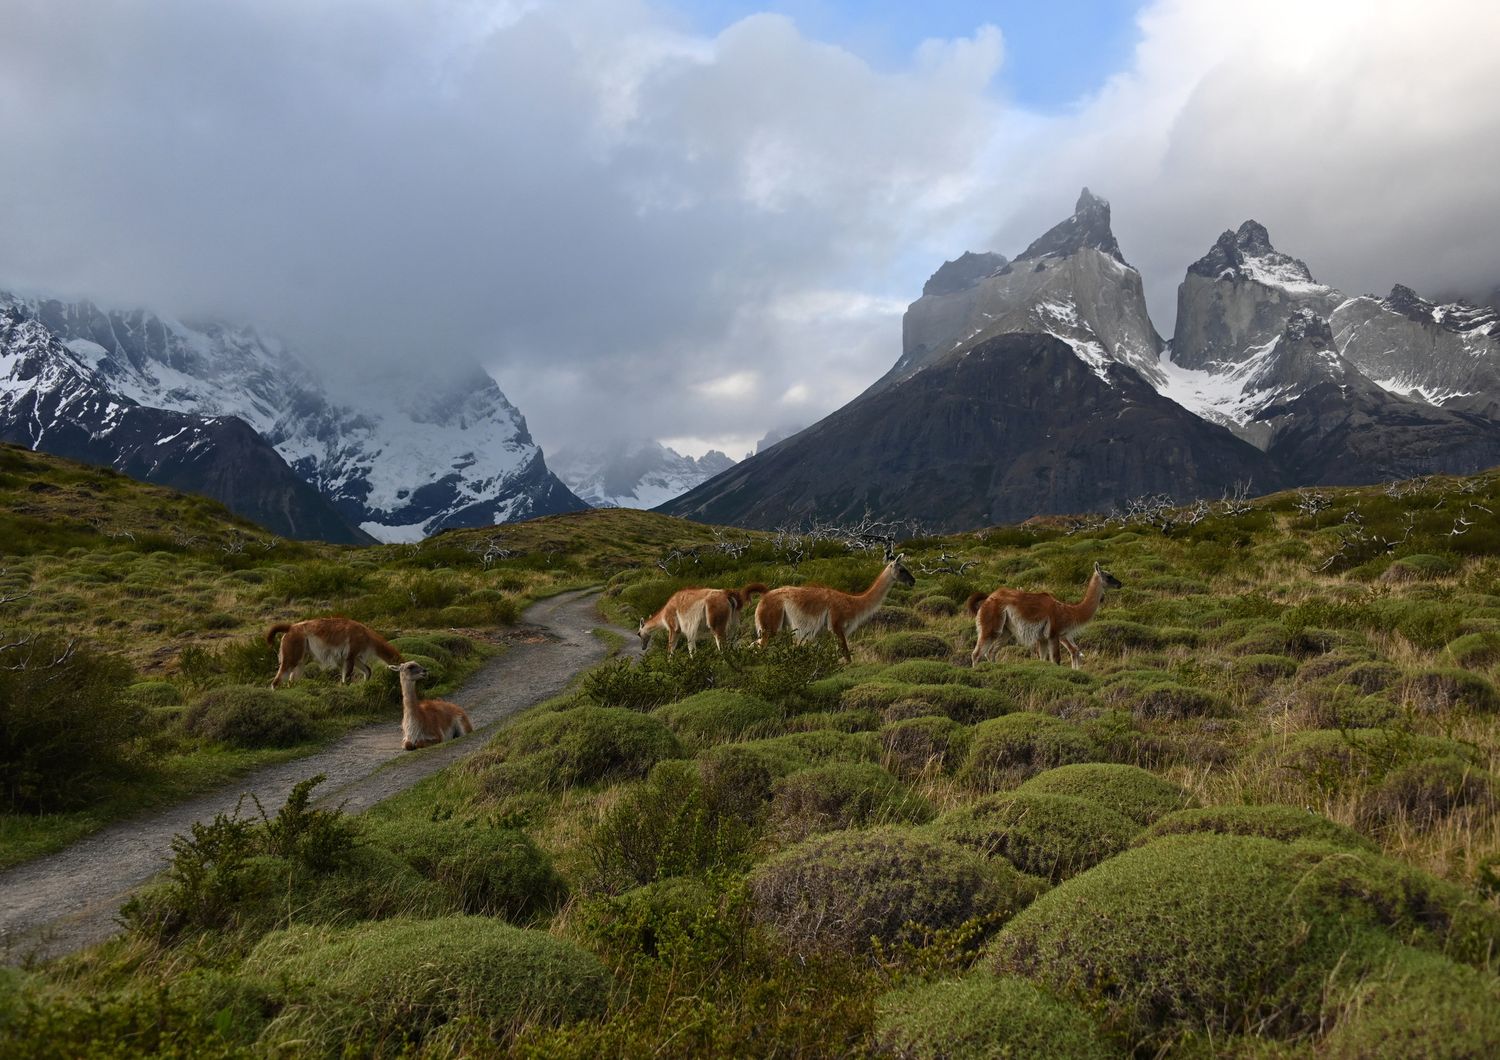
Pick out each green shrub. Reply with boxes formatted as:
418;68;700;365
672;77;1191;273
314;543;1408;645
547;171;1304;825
268;564;368;602
700;730;880;778
588;759;760;892
868;632;954;662
842;681;1012;725
769;761;933;841
863;605;924;630
1017;764;1193;824
1121;681;1225;720
1138;804;1375;851
179;637;281;690
389;635;455;667
749;828;1035;959
1321;942;1500;1059
1228;626;1337;658
247;917;612;1052
875;976;1118;1060
1264;729;1482;794
123;680;182;707
0;633;139;811
962;714;1098;790
934;791;1140;882
971;662;1096;711
1296;683;1400;729
577;877;719;962
182;686;313;748
374;816;566;920
783;708;878;733
1380;553;1458;581
1231;654;1299;685
652;690;780;749
1396;668;1500;714
1080;620;1169;653
1446;631;1500;670
1358;756;1497;830
881;715;971;777
1340;661;1403;694
878;660;983;687
480;707;682;788
990;834;1493;1046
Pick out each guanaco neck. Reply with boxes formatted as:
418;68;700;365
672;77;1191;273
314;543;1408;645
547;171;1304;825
397;672;421;712
855;563;900;610
1064;572;1107;626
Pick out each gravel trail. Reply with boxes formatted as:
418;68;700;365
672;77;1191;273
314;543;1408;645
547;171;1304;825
0;588;637;964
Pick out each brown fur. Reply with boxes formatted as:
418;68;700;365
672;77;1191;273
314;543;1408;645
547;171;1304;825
638;583;769;654
755;556;915;660
970;562;1121;667
265;617;402;688
391;660;472;750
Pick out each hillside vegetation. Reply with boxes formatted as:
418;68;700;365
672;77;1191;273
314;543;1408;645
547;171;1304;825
4;449;1500;1056
0;444;724;865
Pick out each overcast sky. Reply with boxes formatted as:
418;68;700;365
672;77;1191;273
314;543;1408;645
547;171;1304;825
3;0;1498;459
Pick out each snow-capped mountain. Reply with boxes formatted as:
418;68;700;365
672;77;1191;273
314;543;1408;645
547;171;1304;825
550;441;734;509
1;292;585;542
665;190;1500;531
881;188;1164;394
0;305;367;542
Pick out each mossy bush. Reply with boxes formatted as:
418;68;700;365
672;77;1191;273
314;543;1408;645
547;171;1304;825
1446;631;1500;670
588;758;766;892
652;690;780;749
1340;661;1403;694
182;686;314;748
0;633;140;811
699;730;879;779
915;594;960;616
1230;654;1299;686
1295;683;1400;730
867;631;954;662
1017;764;1193;825
1320;942;1500;1059
962;714;1098;790
1137;804;1375;851
862;605;923;630
479;706;682;789
1358;756;1497;830
881;715;971;777
874;976;1118;1060
123;680;183;707
769;761;933;841
971;662;1096;711
1379;553;1459;581
934;791;1140;882
1396;668;1500;714
576;877;719;962
372;816;566;920
878;660;984;687
1228;625;1337;659
247;917;612;1053
178;636;279;690
989;834;1494;1046
783;708;878;733
842;681;1012;725
748;828;1036;959
1263;729;1482;795
1119;680;1226;720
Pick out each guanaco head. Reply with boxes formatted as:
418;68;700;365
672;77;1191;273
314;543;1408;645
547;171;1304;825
389;660;428;682
1093;561;1123;591
891;553;916;587
636;618;654;651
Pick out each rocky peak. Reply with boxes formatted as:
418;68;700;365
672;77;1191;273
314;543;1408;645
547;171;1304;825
922;251;1008;297
1015;186;1124;264
1381;283;1498;335
1283;307;1335;349
1187;220;1316;288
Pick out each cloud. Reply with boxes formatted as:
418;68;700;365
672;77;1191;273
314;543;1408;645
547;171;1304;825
1;0;1496;460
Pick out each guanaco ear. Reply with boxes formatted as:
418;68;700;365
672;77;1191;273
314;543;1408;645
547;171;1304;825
1093;560;1102;572
387;663;402;672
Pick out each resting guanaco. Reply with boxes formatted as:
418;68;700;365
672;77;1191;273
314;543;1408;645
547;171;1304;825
390;660;472;750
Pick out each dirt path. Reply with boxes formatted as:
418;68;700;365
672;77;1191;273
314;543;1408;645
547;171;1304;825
0;588;639;964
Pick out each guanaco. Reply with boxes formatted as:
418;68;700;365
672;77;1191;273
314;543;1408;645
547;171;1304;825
638;584;769;654
967;561;1122;668
265;617;402;688
390;660;473;750
755;553;915;660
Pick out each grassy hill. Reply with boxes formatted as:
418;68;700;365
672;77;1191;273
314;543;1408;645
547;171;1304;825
4;447;1500;1056
0;443;725;866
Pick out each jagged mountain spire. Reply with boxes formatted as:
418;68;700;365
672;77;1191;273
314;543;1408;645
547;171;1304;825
1016;187;1124;264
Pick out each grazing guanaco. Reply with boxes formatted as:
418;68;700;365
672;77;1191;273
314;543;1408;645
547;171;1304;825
755;553;915;660
265;617;402;688
390;660;473;750
637;584;769;654
967;561;1122;668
